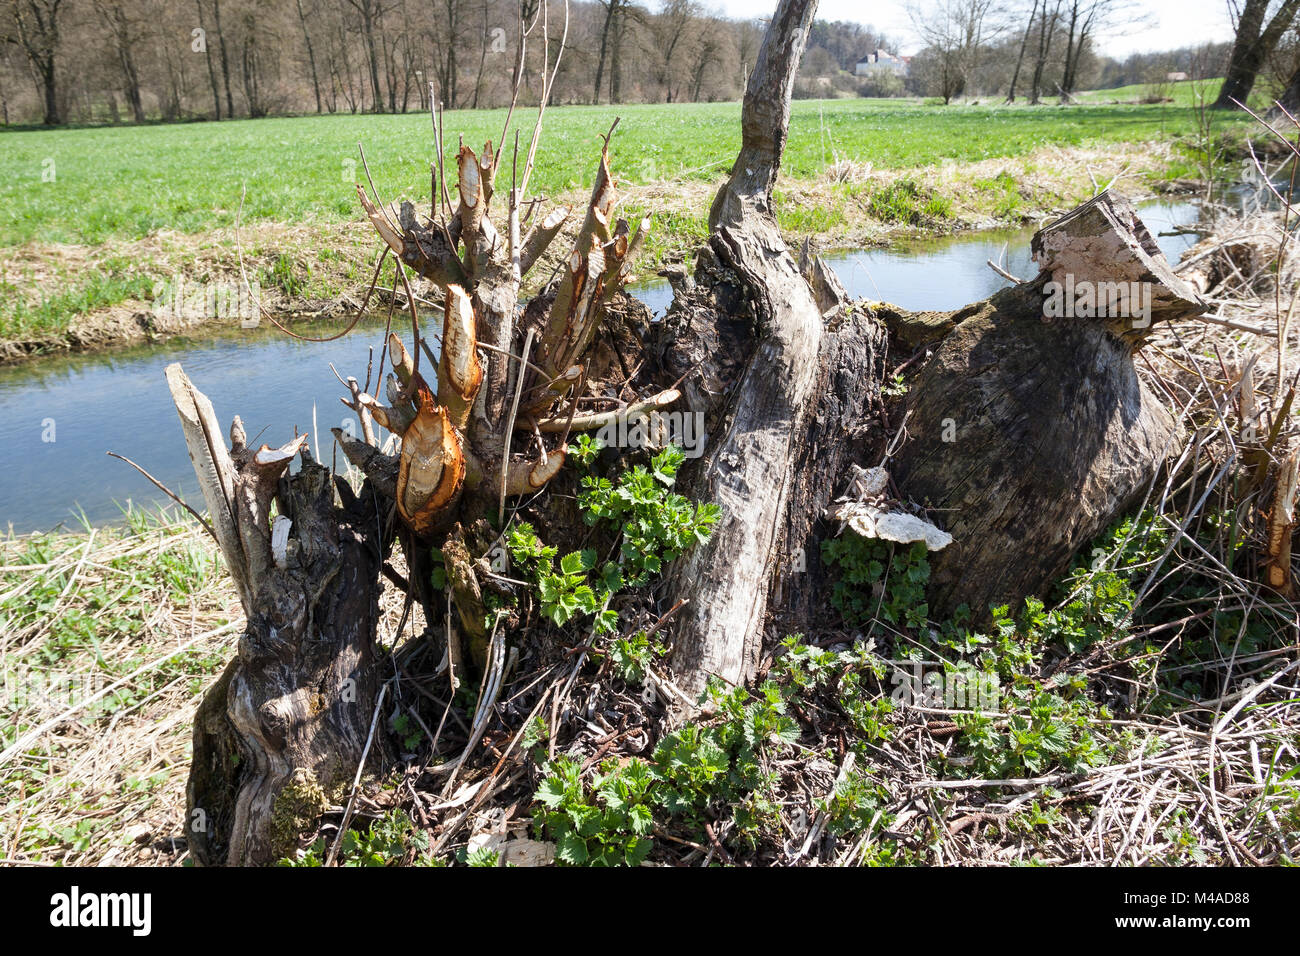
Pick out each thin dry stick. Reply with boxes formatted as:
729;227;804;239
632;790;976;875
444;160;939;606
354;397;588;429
492;4;541;181
105;452;218;542
325;677;391;866
499;327;536;524
430;84;453;218
986;259;1023;283
517;0;570;202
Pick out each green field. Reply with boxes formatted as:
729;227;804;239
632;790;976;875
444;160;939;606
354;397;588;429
1072;78;1241;108
0;96;1252;248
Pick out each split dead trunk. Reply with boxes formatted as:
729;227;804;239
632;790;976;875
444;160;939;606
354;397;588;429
887;192;1205;620
659;182;1206;695
656;0;830;698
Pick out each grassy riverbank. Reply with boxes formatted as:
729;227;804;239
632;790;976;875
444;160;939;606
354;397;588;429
0;94;1253;361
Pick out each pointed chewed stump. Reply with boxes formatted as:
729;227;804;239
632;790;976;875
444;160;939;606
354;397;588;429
169;365;391;866
883;191;1208;620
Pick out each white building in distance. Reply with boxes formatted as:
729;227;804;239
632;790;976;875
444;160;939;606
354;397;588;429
856;49;909;77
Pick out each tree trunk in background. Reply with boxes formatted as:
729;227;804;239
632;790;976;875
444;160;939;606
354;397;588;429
1058;0;1079;102
470;0;489;108
361;2;383;111
40;60;59;125
197;0;222;119
1029;1;1060;105
96;1;147;124
159;35;182;122
1274;60;1300;117
296;0;324;113
1215;0;1300;109
610;9;626;103
12;0;64;125
594;0;615;104
438;0;461;108
1006;0;1037;103
212;0;236;117
382;32;398;113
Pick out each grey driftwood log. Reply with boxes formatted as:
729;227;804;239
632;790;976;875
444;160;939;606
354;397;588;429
653;0;868;698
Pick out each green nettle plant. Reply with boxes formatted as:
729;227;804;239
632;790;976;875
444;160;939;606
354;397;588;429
771;638;895;742
510;444;735;865
608;631;659;684
522;456;1288;864
279;809;429;867
576;443;721;585
821;536;930;630
507;444;720;637
533;756;656;867
819;528;1124;781
532;678;801;864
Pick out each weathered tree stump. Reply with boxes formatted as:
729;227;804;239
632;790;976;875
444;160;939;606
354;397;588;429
887;191;1207;620
657;179;1211;697
176;57;662;861
170;366;391;866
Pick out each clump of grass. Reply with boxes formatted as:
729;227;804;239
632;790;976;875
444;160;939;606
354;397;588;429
865;178;953;225
973;171;1024;220
824;156;874;185
0;257;156;340
264;250;310;299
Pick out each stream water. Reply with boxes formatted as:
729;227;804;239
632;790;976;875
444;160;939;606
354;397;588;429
0;200;1200;534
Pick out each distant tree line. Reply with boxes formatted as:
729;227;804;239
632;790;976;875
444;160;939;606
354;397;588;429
0;0;768;126
901;0;1300;108
4;0;1297;127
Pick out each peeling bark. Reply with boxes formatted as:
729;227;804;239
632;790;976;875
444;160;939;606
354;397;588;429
1264;449;1299;597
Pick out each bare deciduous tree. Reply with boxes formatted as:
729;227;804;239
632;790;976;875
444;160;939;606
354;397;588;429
1215;0;1300;108
94;1;148;123
3;0;65;125
908;0;1007;103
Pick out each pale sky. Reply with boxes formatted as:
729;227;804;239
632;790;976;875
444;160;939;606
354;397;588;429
704;0;1236;58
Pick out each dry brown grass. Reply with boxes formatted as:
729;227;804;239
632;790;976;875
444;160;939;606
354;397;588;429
1;512;235;865
0;507;416;866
